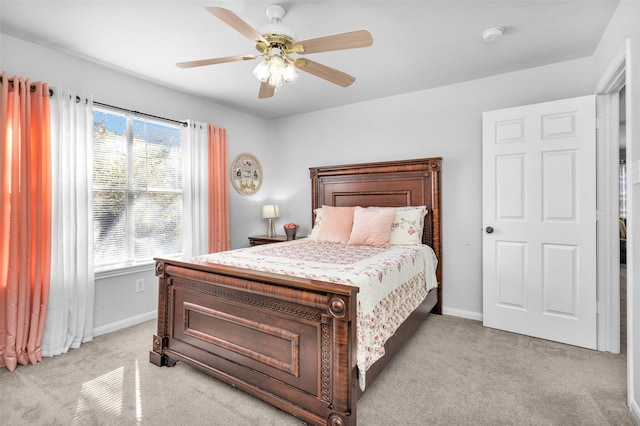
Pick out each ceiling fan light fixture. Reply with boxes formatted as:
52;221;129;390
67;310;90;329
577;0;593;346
252;60;271;82
268;74;283;87
268;53;285;73
282;62;298;83
253;49;298;87
261;58;298;87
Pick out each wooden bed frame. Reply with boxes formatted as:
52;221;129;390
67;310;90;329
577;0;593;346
149;157;442;426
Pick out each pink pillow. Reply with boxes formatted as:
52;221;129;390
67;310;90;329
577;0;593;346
316;206;355;243
348;207;396;248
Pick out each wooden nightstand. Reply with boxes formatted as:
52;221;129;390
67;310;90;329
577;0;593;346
248;235;290;246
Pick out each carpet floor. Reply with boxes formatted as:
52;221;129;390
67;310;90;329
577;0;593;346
1;314;633;425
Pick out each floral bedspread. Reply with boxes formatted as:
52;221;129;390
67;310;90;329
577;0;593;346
195;238;438;391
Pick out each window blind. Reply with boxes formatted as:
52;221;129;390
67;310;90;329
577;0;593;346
93;107;183;268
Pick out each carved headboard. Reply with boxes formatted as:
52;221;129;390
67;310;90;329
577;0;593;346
309;157;442;313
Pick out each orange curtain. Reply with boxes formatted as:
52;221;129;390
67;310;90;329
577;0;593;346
0;72;52;371
207;125;230;252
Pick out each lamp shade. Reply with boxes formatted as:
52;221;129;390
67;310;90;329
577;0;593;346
262;204;280;219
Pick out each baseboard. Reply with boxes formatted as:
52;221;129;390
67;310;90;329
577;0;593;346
442;307;483;322
93;311;157;337
630;397;640;425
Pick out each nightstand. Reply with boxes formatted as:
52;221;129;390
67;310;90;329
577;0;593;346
248;235;290;246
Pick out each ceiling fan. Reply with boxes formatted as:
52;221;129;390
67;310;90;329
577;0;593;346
177;5;373;99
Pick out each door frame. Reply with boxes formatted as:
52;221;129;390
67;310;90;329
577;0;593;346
595;41;627;354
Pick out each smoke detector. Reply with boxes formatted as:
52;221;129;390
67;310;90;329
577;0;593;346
482;27;504;43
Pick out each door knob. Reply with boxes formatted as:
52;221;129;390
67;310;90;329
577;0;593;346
485;226;494;234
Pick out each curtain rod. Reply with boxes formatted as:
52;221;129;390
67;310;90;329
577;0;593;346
93;101;188;127
1;77;187;127
0;75;54;96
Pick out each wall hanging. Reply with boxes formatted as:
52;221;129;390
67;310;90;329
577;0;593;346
230;152;262;196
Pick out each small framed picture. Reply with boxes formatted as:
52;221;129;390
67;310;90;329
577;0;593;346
230;153;262;196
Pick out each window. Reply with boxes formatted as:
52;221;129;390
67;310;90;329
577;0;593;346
93;107;183;269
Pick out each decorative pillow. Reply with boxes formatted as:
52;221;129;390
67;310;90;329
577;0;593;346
316;206;355;243
389;206;428;245
348;207;396;248
308;208;323;240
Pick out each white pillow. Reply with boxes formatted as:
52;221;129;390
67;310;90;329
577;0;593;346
389;206;428;245
308;208;323;240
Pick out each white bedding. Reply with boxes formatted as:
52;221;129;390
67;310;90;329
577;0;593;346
195;238;438;390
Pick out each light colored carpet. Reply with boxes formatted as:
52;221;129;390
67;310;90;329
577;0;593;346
1;314;633;425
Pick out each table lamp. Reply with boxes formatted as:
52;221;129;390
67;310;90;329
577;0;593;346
262;204;280;237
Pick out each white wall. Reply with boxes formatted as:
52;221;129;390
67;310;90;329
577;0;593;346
1;33;271;332
268;58;594;318
592;0;640;420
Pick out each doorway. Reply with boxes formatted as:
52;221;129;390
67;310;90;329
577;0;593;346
595;42;627;355
619;86;627;353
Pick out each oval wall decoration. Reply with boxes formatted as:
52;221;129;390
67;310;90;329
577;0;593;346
230;153;262;196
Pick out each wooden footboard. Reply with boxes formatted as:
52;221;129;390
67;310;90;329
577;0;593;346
149;257;359;426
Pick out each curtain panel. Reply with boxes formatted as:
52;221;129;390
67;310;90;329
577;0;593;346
43;89;95;356
208;125;230;253
182;121;210;258
0;72;52;371
182;122;229;256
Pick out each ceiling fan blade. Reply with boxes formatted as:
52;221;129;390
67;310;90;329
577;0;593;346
205;6;268;45
294;59;356;87
291;29;373;54
176;55;256;68
258;82;276;99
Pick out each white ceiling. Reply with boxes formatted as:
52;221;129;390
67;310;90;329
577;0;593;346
0;0;619;120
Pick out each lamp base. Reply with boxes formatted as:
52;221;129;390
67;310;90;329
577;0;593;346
266;218;276;238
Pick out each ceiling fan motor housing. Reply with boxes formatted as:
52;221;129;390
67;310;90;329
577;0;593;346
256;34;295;54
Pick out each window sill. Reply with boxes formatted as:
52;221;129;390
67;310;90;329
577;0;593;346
95;261;156;280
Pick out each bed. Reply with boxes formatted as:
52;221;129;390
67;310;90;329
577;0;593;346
149;157;442;426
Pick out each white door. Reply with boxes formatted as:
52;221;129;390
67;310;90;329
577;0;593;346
482;95;597;349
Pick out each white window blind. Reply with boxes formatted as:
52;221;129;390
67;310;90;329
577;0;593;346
93;107;183;269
